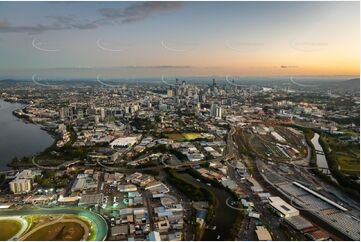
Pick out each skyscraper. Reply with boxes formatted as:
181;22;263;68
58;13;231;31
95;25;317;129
167;88;174;98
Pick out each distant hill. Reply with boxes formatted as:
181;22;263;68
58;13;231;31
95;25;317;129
318;78;360;90
0;79;29;83
340;78;360;89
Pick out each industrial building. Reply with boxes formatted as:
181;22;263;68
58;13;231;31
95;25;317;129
255;226;272;241
110;136;139;148
268;196;299;218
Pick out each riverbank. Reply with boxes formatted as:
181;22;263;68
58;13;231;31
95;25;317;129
177;172;238;241
165;168;239;241
318;134;359;199
0;99;54;170
290;124;359;200
10;108;59;168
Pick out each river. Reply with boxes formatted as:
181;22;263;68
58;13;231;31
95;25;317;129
310;133;330;174
176;172;238;241
0;99;54;170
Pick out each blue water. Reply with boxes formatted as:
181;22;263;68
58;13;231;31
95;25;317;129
0;99;53;170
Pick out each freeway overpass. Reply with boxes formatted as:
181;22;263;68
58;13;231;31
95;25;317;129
97;126;238;172
28;125;238;173
32;157;81;170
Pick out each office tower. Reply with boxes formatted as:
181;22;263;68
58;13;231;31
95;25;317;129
9;179;32;194
167;88;174;98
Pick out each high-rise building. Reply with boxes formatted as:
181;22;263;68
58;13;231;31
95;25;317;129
210;102;216;116
159;103;168;112
77;109;84;119
167;88;174;98
95;115;100;124
216;106;222;119
59;107;65;120
9;179;32;194
100;108;105;121
210;102;222;119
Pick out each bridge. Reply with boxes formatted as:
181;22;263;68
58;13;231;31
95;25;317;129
26;125;238;173
96;126;237;172
315;150;324;155
32;157;81;170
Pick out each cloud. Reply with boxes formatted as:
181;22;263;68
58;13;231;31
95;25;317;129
99;2;184;23
0;16;99;34
0;2;183;34
48;15;99;30
129;65;191;69
49;65;193;71
0;20;60;34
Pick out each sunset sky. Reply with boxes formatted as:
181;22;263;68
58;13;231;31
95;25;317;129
0;1;359;79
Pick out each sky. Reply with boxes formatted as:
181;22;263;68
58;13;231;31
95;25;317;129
0;1;359;79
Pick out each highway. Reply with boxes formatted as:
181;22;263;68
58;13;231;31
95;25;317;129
32;156;81;170
29;123;238;175
96;127;237;172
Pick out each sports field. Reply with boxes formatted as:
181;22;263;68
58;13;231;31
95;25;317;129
0;208;108;241
23;221;86;241
0;219;22;240
166;132;202;141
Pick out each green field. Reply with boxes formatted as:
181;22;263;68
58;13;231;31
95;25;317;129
335;154;360;174
0;219;22;240
183;133;202;140
24;222;85;241
321;135;360;175
166;132;201;141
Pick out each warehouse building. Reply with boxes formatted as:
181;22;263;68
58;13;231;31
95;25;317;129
268;196;299;218
255;226;272;241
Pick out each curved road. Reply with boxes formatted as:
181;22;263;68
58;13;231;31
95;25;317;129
0;208;108;241
32;157;81;170
0;216;28;241
20;217;89;241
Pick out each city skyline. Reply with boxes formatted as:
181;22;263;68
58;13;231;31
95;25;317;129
0;2;359;240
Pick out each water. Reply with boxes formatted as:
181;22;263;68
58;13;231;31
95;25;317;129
310;133;341;185
310;133;329;172
0;99;54;170
176;172;238;241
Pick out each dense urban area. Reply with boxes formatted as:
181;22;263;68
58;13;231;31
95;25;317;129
0;77;359;241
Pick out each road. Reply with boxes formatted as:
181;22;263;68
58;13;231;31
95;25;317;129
96;130;236;173
0;216;28;240
30;124;238;175
32;156;81;170
0;208;108;241
143;190;156;231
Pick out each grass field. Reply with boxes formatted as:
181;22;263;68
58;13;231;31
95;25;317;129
166;132;201;141
321;135;360;175
166;133;184;141
182;133;202;140
0;219;22;240
24;222;85;241
335;154;359;174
